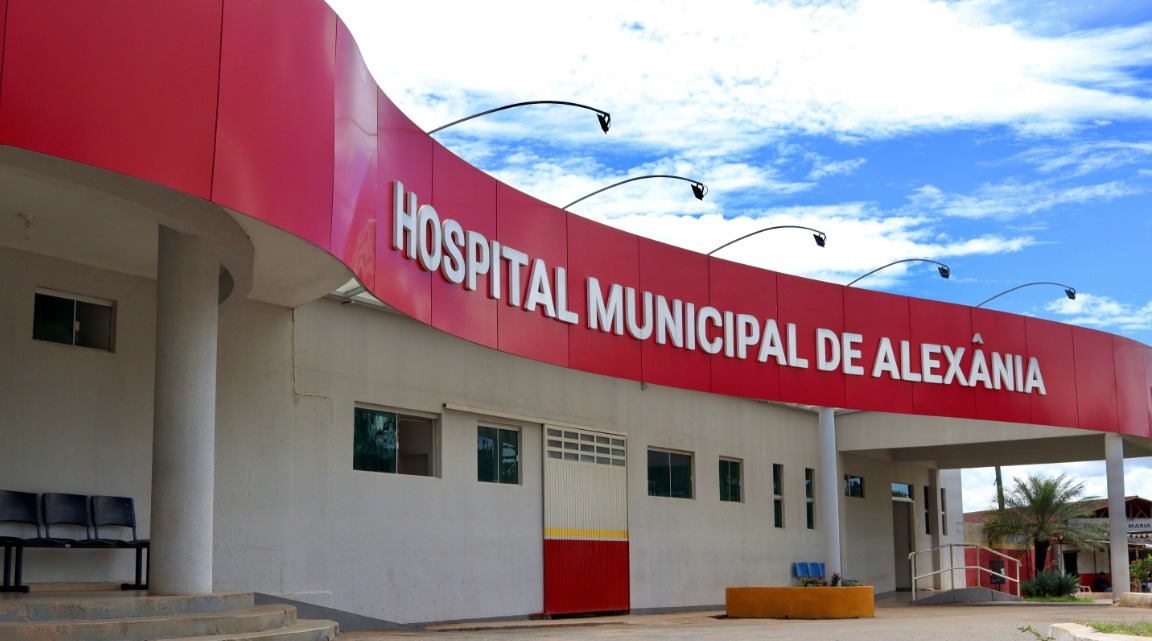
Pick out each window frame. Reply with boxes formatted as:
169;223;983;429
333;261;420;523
805;467;816;530
844;474;865;498
477;424;520;485
647;448;694;499
352;405;440;478
33;288;116;352
718;457;743;503
773;463;784;528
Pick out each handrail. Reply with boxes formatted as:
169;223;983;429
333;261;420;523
909;543;1022;602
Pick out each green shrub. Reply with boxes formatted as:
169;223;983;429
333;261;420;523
1021;571;1081;598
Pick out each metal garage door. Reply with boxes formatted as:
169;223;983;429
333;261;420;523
542;426;629;615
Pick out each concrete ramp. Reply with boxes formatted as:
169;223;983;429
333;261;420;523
914;587;1022;605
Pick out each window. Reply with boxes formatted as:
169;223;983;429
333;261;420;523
545;428;625;466
924;485;931;534
33;290;115;351
844;475;865;498
353;406;437;476
805;468;815;530
940;488;949;535
719;458;742;502
648;449;692;498
773;463;784;527
891;482;912;500
478;426;519;484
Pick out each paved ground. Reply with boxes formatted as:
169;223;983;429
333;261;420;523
339;599;1152;641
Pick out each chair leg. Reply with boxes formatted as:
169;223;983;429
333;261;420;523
0;545;29;593
121;546;148;591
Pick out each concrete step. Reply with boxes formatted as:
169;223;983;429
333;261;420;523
0;603;301;641
162;620;339;641
0;591;254;622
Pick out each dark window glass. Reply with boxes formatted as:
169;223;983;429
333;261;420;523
354;408;397;473
478;426;498;482
499;428;519;484
924;485;931;534
478;426;519;484
806;500;815;530
805;468;814;499
75;301;113;350
892;482;912;499
774;498;784;528
648;450;692;499
33;293;115;351
844;475;865;498
719;459;741;502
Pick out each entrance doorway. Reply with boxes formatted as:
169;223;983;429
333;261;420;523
892;499;914;590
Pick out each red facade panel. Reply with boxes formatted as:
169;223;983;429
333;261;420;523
1114;336;1151;437
0;0;221;199
970;308;1032;424
213;0;336;250
1072;327;1119;432
708;259;780;400
565;215;642;381
776;274;845;407
429;145;498;349
377;92;433;323
543;539;629;615
1025;317;1079;429
495;185;570;366
638;240;711;391
332;21;378;290
842;288;914;414
908;299;976;419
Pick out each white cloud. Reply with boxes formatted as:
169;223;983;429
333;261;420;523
1046;292;1152;332
1017;140;1152;177
908;180;1142;219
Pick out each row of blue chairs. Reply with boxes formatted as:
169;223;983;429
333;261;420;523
0;490;148;593
793;561;826;582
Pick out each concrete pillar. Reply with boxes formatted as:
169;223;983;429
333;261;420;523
150;226;219;595
928;469;942;589
1106;433;1128;601
818;407;841;577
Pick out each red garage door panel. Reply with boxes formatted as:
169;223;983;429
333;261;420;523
430;146;498;349
0;0;222;199
909;299;975;419
566;215;642;381
377;92;433;324
332;21;378;290
708;259;780;400
214;0;336;250
1114;336;1151;437
1072;327;1119;432
971;308;1032;424
639;239;711;392
496;184;570;366
544;540;629;615
777;274;845;408
1025;318;1079;429
843;288;914;414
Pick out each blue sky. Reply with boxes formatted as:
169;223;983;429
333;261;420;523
326;0;1152;512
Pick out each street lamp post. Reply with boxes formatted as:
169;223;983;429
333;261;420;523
846;259;950;287
707;225;827;256
563;175;707;210
428;100;611;135
976;282;1076;308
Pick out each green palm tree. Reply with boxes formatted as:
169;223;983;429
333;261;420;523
982;473;1106;574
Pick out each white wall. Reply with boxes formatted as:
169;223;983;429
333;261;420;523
0;246;154;582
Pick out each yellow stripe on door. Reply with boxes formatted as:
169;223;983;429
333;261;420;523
543;527;629;540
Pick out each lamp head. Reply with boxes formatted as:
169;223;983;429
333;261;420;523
1065;288;1076;300
813;232;827;248
597;112;611;133
937;265;950;279
691;182;708;200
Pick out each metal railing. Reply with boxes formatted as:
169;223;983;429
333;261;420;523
909;543;1022;602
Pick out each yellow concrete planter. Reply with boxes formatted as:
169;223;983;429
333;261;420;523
726;586;875;619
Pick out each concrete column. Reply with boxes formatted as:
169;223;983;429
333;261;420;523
928;469;942;589
1106;433;1128;601
150;226;219;595
818;407;841;577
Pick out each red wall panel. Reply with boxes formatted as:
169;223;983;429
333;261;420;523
708;259;780;401
908;299;975;419
776;274;845;407
377;92;433;323
0;0;221;199
638;240;711;391
565;215;642;381
543;539;629;615
495;184;570;366
970;308;1032;424
1025;318;1079;429
1072;327;1119;432
843;288;914;414
213;0;336;250
429;145;498;349
0;0;7;108
332;21;377;290
1114;337;1150;437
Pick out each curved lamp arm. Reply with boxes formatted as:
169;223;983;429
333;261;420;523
846;259;950;287
707;225;827;256
976;282;1076;308
428;100;611;134
563;175;707;210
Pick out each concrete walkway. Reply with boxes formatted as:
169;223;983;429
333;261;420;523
340;599;1149;641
